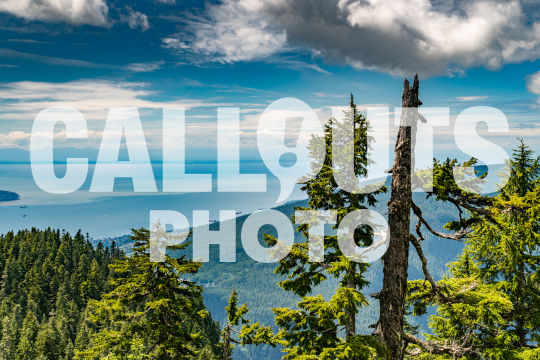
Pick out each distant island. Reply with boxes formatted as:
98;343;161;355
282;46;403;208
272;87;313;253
0;190;19;202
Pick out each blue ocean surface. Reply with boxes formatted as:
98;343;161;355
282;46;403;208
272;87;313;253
0;162;306;238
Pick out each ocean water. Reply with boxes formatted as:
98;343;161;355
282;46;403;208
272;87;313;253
0;162;306;238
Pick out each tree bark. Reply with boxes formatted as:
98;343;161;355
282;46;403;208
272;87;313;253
345;270;356;339
378;75;422;360
223;323;232;360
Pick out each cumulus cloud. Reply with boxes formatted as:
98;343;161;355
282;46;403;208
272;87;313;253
163;0;287;63
169;0;540;75
122;7;150;32
0;131;31;148
526;70;540;105
0;0;108;26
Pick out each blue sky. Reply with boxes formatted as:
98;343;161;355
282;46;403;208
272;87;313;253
0;0;539;164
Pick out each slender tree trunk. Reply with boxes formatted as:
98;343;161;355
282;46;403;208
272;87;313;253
346;268;359;360
516;260;526;347
345;270;356;339
223;324;232;360
378;75;422;360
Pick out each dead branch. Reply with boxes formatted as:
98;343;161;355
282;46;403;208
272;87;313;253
411;201;468;241
404;333;479;358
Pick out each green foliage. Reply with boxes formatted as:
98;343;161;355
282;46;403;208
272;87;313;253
407;141;540;359
0;228;121;360
235;96;386;359
16;311;39;360
75;228;221;360
222;290;256;359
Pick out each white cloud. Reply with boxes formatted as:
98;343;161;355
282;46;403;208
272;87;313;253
163;0;287;63
0;80;253;124
313;92;347;99
0;131;30;148
123;7;149;32
0;0;108;26
0;79;262;150
0;80;157;119
125;61;164;72
170;0;540;76
527;70;540;105
456;96;489;101
1;48;163;72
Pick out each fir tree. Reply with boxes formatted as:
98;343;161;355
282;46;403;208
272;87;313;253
406;141;540;359
75;228;220;360
240;96;386;359
222;290;251;360
35;320;61;360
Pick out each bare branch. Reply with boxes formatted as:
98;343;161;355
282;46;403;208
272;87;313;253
404;333;479;357
409;233;438;291
411;201;468;241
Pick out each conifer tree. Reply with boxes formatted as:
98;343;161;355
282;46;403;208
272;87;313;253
240;96;386;359
0;315;16;360
16;311;39;360
222;290;251;360
35;320;61;360
75;228;220;360
80;259;102;302
405;141;540;359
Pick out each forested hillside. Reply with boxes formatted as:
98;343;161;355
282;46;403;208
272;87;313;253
1;81;537;360
95;184;466;359
0;228;123;359
0;228;222;360
185;191;462;360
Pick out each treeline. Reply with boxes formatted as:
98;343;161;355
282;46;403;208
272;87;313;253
0;228;223;360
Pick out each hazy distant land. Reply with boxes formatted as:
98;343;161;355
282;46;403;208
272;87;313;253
0;190;19;202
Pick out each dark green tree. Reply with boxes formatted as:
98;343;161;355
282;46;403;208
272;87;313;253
75;228;220;360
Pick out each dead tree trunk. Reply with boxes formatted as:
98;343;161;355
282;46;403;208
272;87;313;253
378;75;422;360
